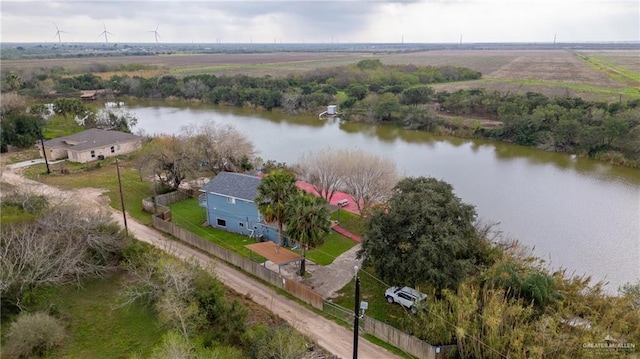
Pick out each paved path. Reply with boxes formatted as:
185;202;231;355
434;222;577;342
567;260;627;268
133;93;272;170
302;244;364;299
0;166;401;359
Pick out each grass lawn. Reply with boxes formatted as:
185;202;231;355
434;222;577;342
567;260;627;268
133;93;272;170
169;198;259;258
23;157;155;225
42;115;84;139
39;272;164;359
333;266;413;330
170;198;359;265
331;209;365;236
305;232;358;265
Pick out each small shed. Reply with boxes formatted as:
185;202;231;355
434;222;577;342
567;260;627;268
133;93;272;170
327;105;337;115
245;241;303;274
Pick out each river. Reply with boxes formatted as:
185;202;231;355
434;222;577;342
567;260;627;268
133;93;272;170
130;104;640;292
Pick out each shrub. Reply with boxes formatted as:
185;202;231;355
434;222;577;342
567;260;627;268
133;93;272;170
3;312;65;358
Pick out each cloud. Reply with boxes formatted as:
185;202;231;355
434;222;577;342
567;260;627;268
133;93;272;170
1;0;638;43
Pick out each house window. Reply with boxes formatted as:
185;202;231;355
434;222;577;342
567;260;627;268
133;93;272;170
239;222;245;228
91;150;95;158
227;197;235;204
110;146;115;153
216;218;227;227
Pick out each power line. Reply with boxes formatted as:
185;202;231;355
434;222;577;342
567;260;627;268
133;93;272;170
116;171;509;358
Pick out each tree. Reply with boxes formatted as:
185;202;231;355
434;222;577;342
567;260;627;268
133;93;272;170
85;109;138;133
1;193;127;308
255;170;298;246
5;71;23;91
141;136;195;191
340;148;398;213
346;84;368;101
120;248;248;345
52;97;87;117
285;192;331;275
374;93;401;122
603;117;629;146
0;114;42;151
183;122;255;173
297;147;344;202
360;177;490;291
3;312;65;358
181;79;209;99
400;85;434;106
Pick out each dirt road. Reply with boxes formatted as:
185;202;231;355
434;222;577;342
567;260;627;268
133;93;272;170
1;167;402;359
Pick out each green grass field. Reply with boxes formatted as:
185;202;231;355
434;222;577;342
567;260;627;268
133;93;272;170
40;272;164;359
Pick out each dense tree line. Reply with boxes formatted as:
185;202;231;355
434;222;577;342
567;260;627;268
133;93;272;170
439;89;640;161
5;58;638;166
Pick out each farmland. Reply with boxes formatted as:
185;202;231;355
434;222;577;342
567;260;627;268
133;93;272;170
2;46;638;102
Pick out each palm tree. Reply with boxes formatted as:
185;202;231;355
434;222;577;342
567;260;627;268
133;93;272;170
255;170;298;246
285;192;331;275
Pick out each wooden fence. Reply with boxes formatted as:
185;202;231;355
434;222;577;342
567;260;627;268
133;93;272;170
142;190;192;213
364;316;454;359
285;279;323;310
152;216;322;309
153;214;450;358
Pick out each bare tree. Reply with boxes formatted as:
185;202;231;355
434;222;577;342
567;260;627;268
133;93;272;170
0;197;127;308
340;148;398;213
0;92;26;116
139;135;195;191
180;79;209;99
139;123;256;191
297;147;398;212
297;147;344;202
182;122;256;174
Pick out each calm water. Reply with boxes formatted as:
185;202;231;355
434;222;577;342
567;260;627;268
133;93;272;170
131;104;640;292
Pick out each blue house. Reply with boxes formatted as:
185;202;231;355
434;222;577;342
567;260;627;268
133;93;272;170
199;172;281;243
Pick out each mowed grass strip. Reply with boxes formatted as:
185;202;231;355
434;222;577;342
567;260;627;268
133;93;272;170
578;54;640;85
45;272;164;359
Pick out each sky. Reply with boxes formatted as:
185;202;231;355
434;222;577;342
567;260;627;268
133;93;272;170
1;0;638;44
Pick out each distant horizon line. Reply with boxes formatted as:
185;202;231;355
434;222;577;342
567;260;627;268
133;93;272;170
2;40;639;45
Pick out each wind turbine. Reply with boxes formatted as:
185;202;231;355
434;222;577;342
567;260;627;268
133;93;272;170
53;23;67;43
99;23;113;43
149;24;161;43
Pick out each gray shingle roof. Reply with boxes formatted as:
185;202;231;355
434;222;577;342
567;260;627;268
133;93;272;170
201;172;261;201
43;128;140;151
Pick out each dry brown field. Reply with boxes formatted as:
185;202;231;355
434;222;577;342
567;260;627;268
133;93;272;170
2;49;637;102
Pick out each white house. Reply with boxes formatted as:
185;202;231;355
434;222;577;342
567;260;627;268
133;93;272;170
39;128;142;163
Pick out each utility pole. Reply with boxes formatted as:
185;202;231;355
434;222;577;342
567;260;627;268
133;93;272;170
39;135;50;174
115;158;128;236
353;265;361;359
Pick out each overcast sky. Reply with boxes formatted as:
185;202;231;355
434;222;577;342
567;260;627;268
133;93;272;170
1;0;638;44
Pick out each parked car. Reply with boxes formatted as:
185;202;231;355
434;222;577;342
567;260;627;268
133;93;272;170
385;286;427;314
